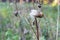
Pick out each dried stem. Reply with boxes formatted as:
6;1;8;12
35;17;39;40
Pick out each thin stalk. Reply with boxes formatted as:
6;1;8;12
15;0;18;11
32;0;35;9
35;17;39;40
56;2;59;40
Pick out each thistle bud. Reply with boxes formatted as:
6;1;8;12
30;9;44;18
14;11;18;17
38;5;41;8
38;4;41;8
35;12;44;18
29;9;44;25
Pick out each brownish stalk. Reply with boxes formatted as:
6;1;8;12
35;17;39;40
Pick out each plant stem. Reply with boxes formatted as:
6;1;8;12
35;17;39;40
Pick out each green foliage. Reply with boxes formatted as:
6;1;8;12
25;32;32;40
40;36;46;40
5;28;19;40
0;2;59;40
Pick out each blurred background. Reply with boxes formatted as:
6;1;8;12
0;0;60;40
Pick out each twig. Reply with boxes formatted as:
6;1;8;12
35;17;39;40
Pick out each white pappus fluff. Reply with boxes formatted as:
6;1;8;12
29;9;38;23
30;9;38;16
